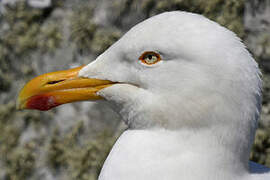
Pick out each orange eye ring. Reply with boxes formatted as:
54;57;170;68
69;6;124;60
139;51;161;65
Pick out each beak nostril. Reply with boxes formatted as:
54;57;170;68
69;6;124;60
47;79;65;85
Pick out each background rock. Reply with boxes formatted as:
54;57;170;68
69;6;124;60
0;0;269;179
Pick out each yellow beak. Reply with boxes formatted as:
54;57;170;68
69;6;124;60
17;66;115;111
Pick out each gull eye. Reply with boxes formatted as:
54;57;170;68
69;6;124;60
139;51;161;65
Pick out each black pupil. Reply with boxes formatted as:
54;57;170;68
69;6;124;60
147;54;153;60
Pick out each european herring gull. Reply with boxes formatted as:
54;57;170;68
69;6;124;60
17;11;270;180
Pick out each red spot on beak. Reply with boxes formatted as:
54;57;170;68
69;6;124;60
26;95;60;111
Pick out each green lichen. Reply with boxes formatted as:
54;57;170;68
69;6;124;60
0;0;62;63
38;22;63;53
70;5;97;54
67;134;113;180
250;127;270;167
21;64;35;77
113;0;245;38
91;28;122;54
252;73;270;168
143;0;245;37
0;44;11;72
5;141;37;180
0;102;23;179
47;121;116;180
0;70;11;92
70;4;122;55
0;125;21;162
47;128;65;169
258;34;270;61
0;102;16;125
112;0;135;22
262;74;270;105
0;101;49;179
2;1;43;56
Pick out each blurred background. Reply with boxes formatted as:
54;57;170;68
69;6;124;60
0;0;269;179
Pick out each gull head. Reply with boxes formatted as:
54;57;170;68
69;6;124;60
79;11;261;132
